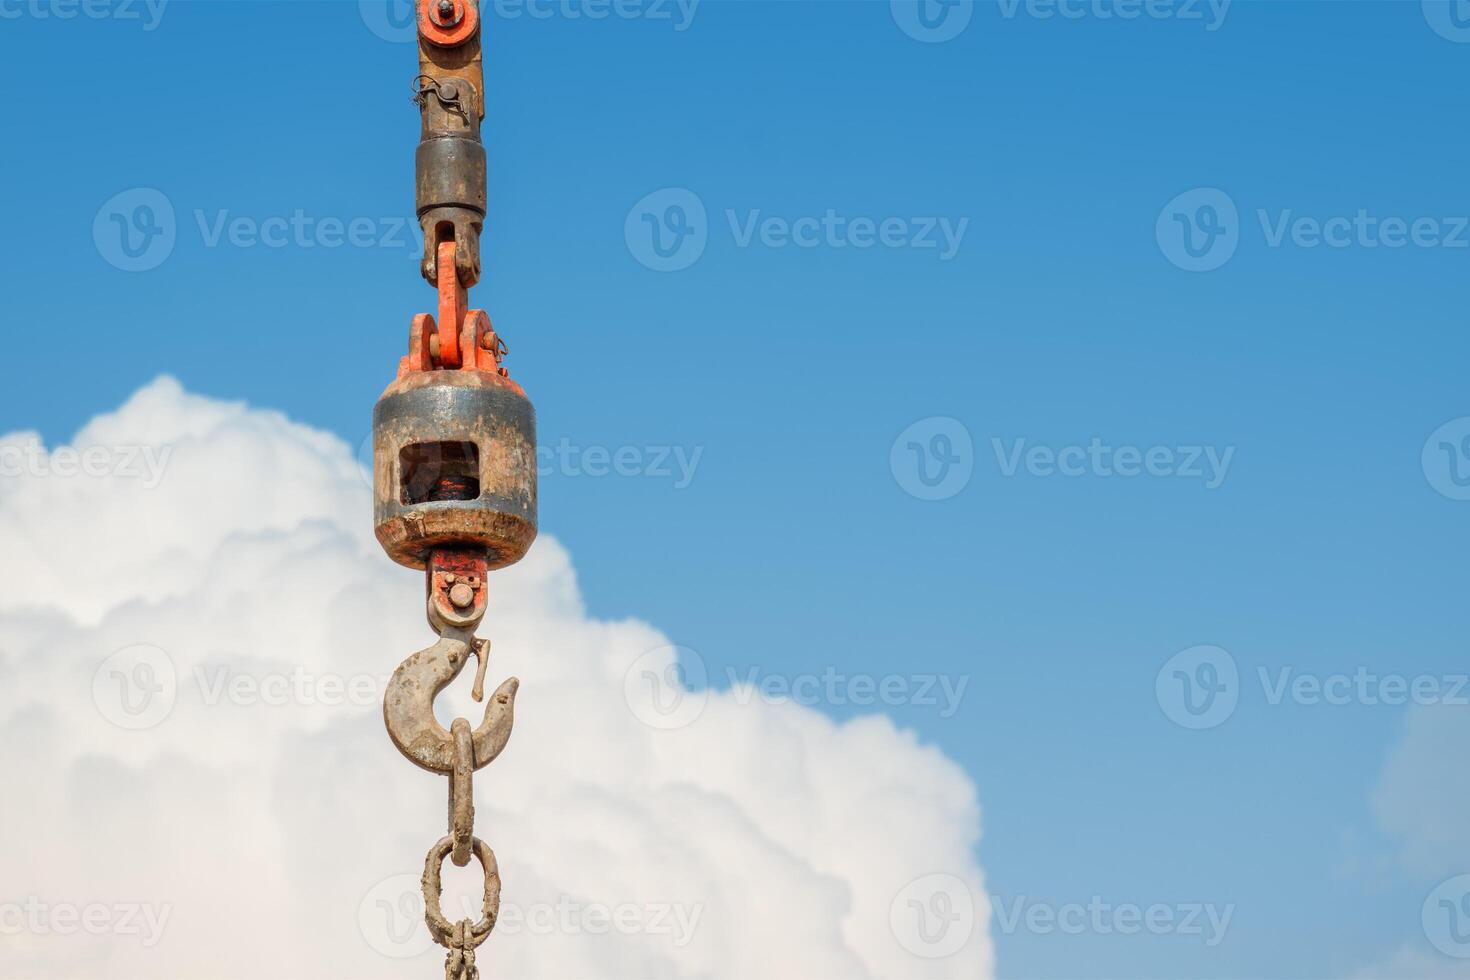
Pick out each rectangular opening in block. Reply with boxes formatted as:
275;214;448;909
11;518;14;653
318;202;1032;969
400;441;481;505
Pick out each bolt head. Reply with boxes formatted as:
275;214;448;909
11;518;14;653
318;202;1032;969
430;0;463;26
449;582;475;609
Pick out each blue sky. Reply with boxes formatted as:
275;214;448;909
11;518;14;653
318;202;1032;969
4;0;1470;976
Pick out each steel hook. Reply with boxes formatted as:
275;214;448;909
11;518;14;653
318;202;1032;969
385;631;518;774
385;552;517;775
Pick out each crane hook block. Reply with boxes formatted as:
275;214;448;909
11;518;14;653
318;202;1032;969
372;243;537;572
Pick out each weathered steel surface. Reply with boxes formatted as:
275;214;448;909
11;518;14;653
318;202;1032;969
423;834;500;980
450;718;476;867
383;633;518;775
415;0;485;287
372;372;537;571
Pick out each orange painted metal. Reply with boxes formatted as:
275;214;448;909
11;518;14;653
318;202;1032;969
398;313;437;379
436;241;466;369
463;310;508;376
397;247;509;380
418;0;479;49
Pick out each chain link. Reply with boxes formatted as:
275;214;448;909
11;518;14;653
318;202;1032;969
444;922;480;980
450;718;476;867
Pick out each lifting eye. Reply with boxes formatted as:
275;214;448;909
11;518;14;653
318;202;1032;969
401;441;481;505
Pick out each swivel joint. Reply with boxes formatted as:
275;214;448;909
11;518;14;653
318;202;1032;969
413;0;487;288
415;74;485;288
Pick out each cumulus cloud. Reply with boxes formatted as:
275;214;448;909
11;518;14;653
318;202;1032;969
0;378;990;979
1373;703;1470;879
1353;704;1470;976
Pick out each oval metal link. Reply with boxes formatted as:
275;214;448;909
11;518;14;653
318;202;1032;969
422;835;500;950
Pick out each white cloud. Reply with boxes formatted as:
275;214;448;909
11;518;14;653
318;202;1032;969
1352;944;1470;980
0;377;991;979
1355;704;1470;976
1373;703;1470;879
